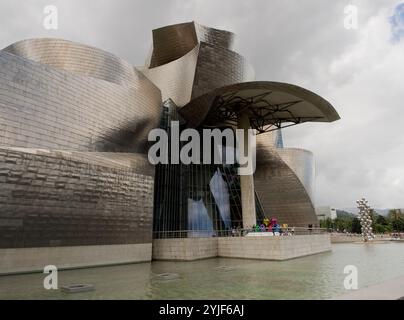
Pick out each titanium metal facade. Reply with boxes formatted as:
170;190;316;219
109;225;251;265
255;132;318;227
0;39;159;250
0;22;339;256
147;21;235;68
141;22;254;108
0;42;161;153
0;148;153;248
4;39;138;85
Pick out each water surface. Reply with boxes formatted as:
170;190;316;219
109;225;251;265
1;242;403;299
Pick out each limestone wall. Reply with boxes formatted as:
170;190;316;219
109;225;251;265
153;234;331;261
218;234;331;260
0;243;152;275
152;238;218;261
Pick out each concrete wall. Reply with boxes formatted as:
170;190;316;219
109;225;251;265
0;243;152;275
152;238;218;261
153;234;331;261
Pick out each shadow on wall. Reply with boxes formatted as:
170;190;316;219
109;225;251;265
93;118;152;153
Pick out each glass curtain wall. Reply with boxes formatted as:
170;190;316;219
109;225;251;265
153;100;263;238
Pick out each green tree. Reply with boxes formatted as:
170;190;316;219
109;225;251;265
392;218;404;232
376;215;388;225
373;223;391;233
320;218;333;230
386;209;404;232
351;217;362;234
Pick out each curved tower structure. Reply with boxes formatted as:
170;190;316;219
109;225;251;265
143;22;339;235
140;21;254;108
255;132;318;227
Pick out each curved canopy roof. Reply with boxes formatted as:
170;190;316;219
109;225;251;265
179;81;340;133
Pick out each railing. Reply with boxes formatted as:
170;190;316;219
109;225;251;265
153;227;328;239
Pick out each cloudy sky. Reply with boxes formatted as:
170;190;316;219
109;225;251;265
1;0;403;209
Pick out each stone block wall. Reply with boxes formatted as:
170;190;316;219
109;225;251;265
0;243;152;275
218;234;331;260
0;147;154;249
152;234;331;261
152;238;218;261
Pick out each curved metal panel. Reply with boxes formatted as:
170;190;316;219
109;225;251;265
148;21;235;68
276;148;315;202
255;133;318;227
0;50;161;153
139;45;199;107
191;42;255;99
3;38;137;85
194;22;235;51
140;41;254;107
149;22;198;68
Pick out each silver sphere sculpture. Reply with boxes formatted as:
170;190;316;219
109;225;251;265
356;198;375;242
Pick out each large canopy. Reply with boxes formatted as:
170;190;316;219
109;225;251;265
179;81;340;133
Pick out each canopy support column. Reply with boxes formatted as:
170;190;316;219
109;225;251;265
237;113;256;230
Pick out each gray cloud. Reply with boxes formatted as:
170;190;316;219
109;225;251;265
1;0;403;208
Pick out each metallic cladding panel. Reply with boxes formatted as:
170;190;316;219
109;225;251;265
148;21;235;68
142;36;252;108
276;148;315;202
191;42;255;99
149;22;198;68
194;22;235;51
256;132;314;189
0;51;161;153
0;42;161;249
0;147;154;248
139;45;199;107
255;133;318;227
3;39;137;85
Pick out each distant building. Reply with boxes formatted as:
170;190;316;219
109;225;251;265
316;206;337;221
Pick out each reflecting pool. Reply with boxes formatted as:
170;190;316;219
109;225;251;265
1;243;404;299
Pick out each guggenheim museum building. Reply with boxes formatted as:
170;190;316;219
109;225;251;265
0;22;339;272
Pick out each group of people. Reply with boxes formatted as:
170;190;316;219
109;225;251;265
228;217;297;236
251;217;295;236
